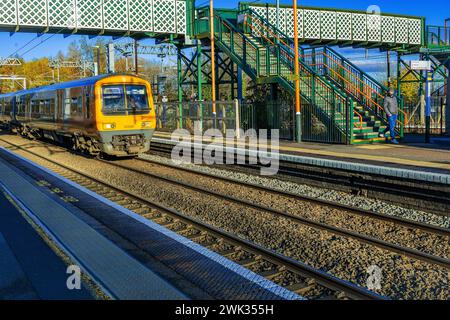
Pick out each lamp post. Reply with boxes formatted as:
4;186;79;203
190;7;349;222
445;18;450;44
209;0;217;128
293;0;301;142
134;39;139;75
93;45;101;75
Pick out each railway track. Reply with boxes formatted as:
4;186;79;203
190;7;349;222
99;157;450;269
0;139;385;300
136;157;449;236
149;140;450;216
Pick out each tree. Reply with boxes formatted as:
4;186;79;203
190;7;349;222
386;70;420;104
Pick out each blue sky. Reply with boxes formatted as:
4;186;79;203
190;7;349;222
0;0;448;80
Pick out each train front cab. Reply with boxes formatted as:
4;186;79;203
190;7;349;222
94;75;156;157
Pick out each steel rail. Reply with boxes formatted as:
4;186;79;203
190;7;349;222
0;139;385;300
149;141;450;216
96;158;450;269
135;156;450;236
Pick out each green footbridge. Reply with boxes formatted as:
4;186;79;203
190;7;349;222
0;0;448;144
192;3;449;144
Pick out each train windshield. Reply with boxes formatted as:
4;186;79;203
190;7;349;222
102;85;149;115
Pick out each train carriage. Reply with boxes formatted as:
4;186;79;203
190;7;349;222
0;74;156;157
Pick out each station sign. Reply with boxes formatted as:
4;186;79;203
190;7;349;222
409;60;432;71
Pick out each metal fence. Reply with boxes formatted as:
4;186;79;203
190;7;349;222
155;101;239;134
156;99;354;143
404;97;447;135
240;101;294;140
240;99;351;143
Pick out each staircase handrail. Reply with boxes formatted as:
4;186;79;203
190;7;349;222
241;7;406;131
239;9;361;130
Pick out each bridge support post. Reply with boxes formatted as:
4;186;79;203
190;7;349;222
230;60;235;100
446;60;450;135
293;0;301;143
197;41;203;132
237;67;243;101
425;69;432;143
177;46;183;129
295;112;302;142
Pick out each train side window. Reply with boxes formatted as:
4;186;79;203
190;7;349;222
85;94;91;119
5;100;11;115
70;97;77;115
48;99;55;120
64;98;71;119
16;97;24;116
41;100;49;119
70;97;82;116
77;96;82;115
39;100;45;118
31;100;39;118
84;86;93;119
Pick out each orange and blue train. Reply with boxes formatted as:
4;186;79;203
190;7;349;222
0;74;156;157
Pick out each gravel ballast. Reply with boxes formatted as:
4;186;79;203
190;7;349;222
0;134;448;300
118;157;449;258
139;153;450;229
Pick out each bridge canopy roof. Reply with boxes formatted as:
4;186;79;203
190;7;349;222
0;0;190;39
238;2;424;50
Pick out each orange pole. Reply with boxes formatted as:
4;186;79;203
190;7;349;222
209;0;217;123
293;0;301;141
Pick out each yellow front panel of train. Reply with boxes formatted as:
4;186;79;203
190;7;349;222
94;75;156;132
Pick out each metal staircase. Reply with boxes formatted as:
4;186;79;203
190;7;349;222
301;46;406;143
214;13;357;144
240;8;405;144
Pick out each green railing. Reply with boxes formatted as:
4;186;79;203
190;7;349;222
241;7;405;138
302;46;405;136
237;9;355;143
427;25;450;49
155;101;238;134
214;15;261;79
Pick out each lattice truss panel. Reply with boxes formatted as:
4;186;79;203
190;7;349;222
266;7;287;35
18;0;48;26
367;14;381;42
129;0;153;32
0;0;18;25
395;17;409;43
320;11;336;40
336;12;352;40
77;0;103;29
381;16;395;43
153;0;176;33
176;0;186;34
267;7;276;29
408;19;422;45
284;8;303;39
247;6;423;46
352;13;366;41
103;0;129;31
48;0;76;28
303;10;320;39
250;5;266;37
278;8;287;35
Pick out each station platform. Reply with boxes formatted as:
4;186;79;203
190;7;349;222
153;131;450;185
0;147;301;300
0;189;94;300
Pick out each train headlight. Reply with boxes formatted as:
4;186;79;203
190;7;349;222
103;122;116;129
141;121;152;128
